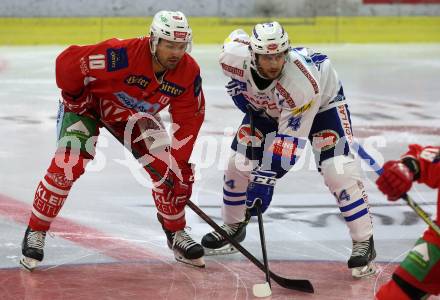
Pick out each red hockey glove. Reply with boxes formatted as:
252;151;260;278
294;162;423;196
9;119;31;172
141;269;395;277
152;163;195;231
171;162;195;204
376;160;414;201
61;88;94;115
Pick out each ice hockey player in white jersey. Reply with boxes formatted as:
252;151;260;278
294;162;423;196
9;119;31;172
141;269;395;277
201;22;376;278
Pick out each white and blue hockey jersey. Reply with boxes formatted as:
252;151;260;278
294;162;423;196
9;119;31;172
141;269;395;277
219;29;345;142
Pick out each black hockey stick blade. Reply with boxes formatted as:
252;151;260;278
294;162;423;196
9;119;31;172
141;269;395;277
187;200;314;293
269;271;314;293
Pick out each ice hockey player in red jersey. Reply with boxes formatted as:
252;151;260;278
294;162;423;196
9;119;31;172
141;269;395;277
20;10;206;270
375;145;440;299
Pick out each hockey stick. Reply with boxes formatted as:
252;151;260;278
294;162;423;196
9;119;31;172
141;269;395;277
247;105;272;297
185;200;314;293
243;107;438;236
354;141;440;236
100;120;315;294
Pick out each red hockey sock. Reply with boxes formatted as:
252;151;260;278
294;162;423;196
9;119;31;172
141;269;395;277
376;279;410;300
29;151;89;231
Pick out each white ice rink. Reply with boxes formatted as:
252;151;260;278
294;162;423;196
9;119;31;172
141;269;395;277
0;44;439;299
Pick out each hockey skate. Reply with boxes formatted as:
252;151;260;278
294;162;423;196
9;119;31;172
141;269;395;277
157;213;205;268
201;212;250;256
348;235;377;278
165;229;205;268
20;226;47;271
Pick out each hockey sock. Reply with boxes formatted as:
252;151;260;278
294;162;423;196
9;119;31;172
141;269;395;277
29;150;90;231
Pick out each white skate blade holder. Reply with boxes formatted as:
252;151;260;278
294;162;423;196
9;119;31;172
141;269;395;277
20;256;40;272
173;250;206;268
351;263;377;278
203;244;239;256
253;282;272;298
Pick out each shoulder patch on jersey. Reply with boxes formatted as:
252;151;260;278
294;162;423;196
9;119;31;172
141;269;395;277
159;80;185;97
124;75;151;89
221;63;244;77
107;47;129;72
310;53;328;65
194;75;202;97
275;82;295;108
293;59;319;94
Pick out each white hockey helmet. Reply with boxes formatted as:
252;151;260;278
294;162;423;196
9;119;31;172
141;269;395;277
250;21;290;55
249;21;290;71
149;10;192;54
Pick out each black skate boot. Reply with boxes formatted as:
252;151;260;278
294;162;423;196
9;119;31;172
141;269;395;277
201;212;250;256
348;235;377;278
166;229;205;268
157;213;205;268
20;226;47;271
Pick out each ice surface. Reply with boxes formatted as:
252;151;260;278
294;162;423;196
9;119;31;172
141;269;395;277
0;44;439;299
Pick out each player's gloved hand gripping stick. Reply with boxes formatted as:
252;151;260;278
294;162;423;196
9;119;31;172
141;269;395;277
355;142;440;236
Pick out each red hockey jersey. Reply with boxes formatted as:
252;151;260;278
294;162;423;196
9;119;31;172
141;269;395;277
403;144;440;247
55;36;205;164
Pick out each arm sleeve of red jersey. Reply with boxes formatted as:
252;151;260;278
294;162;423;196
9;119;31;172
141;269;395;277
55;38;125;94
169;76;205;165
56;45;93;94
402;144;440;188
55;42;109;95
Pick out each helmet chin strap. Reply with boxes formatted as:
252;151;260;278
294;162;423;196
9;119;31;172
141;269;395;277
153;54;167;70
150;38;168;81
152;55;168;82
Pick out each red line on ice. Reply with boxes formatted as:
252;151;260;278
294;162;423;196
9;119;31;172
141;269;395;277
0;58;8;72
0;193;165;262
